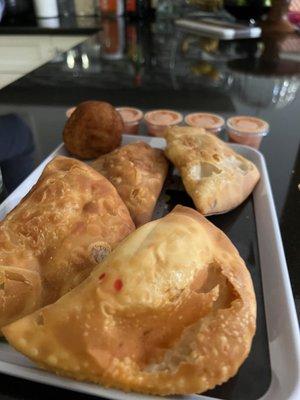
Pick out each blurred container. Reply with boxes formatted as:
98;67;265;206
37;17;60;27
226;115;269;149
155;0;181;18
117;107;143;134
125;0;153;19
101;17;125;60
185;112;225;134
74;0;96;16
58;0;75;16
33;0;58;18
144;109;183;137
99;0;124;16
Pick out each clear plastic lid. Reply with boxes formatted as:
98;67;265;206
185;112;225;131
144;110;183;126
116;107;144;125
227;116;269;137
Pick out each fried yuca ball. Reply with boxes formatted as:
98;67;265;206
63;101;123;159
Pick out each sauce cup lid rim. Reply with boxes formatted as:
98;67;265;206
227;116;269;136
116;107;144;123
144;109;183;125
185;112;225;129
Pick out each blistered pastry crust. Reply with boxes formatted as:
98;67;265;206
164;126;260;215
0;156;134;327
92;141;168;227
3;206;256;395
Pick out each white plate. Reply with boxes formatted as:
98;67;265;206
0;135;299;400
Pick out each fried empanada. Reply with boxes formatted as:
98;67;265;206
0;156;135;328
92;141;168;227
3;205;256;396
165;126;260;215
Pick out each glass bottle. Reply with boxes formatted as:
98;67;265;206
99;0;124;16
125;0;152;18
74;0;96;16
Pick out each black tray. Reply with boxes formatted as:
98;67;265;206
153;169;271;400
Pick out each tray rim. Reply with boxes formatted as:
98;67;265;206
0;134;299;400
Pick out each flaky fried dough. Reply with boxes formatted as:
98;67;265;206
165;126;260;215
92;141;168;227
3;205;256;396
0;156;134;327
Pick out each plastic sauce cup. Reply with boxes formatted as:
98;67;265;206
144;109;183;137
185;112;225;134
226;116;269;149
116;107;143;135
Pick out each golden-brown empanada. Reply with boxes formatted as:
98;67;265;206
0;156;135;328
3;205;256;396
92;141;168;227
165;126;260;215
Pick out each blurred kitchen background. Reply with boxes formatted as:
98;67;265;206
0;0;299;89
0;0;299;190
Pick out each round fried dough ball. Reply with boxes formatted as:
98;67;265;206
63;101;123;159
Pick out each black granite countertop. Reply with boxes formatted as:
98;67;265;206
0;17;299;400
0;13;101;34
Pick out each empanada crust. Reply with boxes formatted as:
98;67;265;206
0;156;135;327
3;205;256;396
92;141;168;227
164;127;260;215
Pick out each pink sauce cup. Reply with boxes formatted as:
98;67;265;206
226;115;269;149
144;109;183;137
185;112;225;135
116;107;144;135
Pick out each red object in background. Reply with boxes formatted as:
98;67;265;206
126;0;137;12
101;18;125;59
126;23;143;86
126;24;138;52
289;0;300;25
125;0;152;18
99;0;116;13
289;11;300;24
99;0;124;16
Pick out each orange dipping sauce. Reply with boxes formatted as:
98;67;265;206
144;109;183;137
117;107;143;135
185;112;224;134
226;116;269;149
